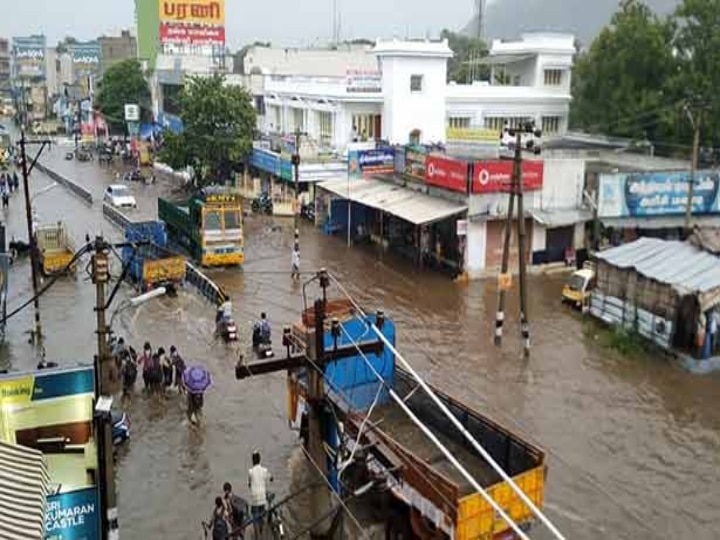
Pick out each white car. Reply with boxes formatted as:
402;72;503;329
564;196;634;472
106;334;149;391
104;184;137;209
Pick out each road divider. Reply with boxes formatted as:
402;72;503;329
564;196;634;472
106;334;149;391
185;262;229;307
102;203;132;230
35;162;93;204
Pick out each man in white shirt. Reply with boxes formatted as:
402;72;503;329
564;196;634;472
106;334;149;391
248;450;273;537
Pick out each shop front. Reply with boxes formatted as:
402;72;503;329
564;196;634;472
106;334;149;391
315;177;467;274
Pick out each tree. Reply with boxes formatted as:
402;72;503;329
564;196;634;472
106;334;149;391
159;74;256;186
673;0;720;146
95;59;151;131
440;29;488;83
570;0;677;141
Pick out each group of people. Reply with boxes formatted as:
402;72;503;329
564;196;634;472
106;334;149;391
206;451;274;539
111;338;186;398
0;170;20;209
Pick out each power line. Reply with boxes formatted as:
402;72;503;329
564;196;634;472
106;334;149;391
329;273;566;540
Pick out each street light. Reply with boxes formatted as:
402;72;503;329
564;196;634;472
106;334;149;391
98;284;167;540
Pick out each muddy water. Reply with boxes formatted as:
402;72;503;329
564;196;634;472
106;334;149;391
1;144;719;539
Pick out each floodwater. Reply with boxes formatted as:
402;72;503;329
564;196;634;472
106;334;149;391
1;139;719;539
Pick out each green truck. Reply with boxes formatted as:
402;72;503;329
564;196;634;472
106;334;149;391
158;187;244;267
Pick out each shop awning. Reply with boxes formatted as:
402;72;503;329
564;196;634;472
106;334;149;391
317;178;467;225
0;440;50;539
531;208;593;228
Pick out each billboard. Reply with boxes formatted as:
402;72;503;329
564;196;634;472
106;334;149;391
0;367;99;540
598;170;720;218
12;36;46;79
425;155;470;193
404;147;427;181
251;148;280;176
159;0;225;25
472;160;544;193
348;148;395;179
69;41;101;77
160;23;225;45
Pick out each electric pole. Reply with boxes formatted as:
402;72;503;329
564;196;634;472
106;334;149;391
685;104;701;233
19;129;52;344
292;129;302;235
494;130;520;346
91;238;119;540
494;124;534;358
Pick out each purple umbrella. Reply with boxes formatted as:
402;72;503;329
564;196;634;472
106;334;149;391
183;365;213;395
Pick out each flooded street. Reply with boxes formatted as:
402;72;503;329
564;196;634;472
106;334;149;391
2;143;719;539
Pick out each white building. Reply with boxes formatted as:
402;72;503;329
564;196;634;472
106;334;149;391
248;33;575;151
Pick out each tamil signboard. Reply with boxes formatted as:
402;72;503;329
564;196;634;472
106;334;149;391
160;23;225;45
251;148;280;176
471;160;544;193
346;69;382;94
69;41;101;77
446;127;499;145
159;0;225;46
0;366;100;540
598;170;720;218
348;148;395;179
12;36;46;79
425;155;470;193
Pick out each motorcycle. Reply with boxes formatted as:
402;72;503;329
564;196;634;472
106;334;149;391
252;325;274;359
217;316;238;342
123;169;145;182
251;193;274;215
301;203;315;222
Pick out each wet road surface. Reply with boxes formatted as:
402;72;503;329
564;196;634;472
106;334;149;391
1;139;719;539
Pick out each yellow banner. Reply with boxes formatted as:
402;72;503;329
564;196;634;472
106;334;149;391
159;0;225;25
0;375;34;406
447;127;499;143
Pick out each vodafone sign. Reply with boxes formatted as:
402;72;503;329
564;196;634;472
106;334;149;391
472;160;544;193
425;155;469;193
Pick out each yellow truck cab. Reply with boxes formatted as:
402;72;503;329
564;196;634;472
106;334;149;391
562;262;596;309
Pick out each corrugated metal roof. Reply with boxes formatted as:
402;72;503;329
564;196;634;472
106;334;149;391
0;440;50;540
595;237;720;295
531;208;592;227
317;178;467;225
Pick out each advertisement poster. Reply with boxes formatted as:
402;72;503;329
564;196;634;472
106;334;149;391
12;36;47;79
348;148;395;180
160;23;225;45
69;42;101;77
0;367;100;540
393;146;406;175
446;127;499;145
472;160;544;193
598;170;720;218
425;155;469;193
404;147;428;182
160;0;225;26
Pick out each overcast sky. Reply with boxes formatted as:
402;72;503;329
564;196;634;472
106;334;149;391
0;0;476;50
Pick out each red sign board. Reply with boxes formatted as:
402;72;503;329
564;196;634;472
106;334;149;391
472;160;544;193
425;155;469;193
160;23;226;45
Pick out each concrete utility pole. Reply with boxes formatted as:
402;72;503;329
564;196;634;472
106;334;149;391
685;104;701;233
91;239;119;540
19;129;52;344
494;125;533;358
494;130;520;347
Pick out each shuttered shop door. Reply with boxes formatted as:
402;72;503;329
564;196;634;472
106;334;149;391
546;225;574;262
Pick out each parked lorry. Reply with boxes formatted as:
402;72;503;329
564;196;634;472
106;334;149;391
122;221;186;292
158;187;244;267
35;223;76;276
239;277;548;540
